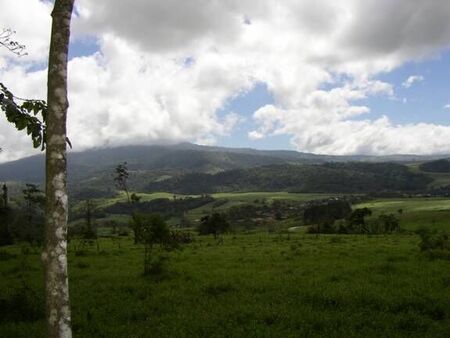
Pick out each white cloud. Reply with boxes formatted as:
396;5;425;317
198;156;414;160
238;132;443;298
444;104;450;109
0;0;52;63
402;75;424;88
2;0;450;161
248;131;264;140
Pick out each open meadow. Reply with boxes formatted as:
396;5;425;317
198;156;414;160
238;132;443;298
1;196;450;337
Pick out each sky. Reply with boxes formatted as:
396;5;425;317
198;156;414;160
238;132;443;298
1;0;450;162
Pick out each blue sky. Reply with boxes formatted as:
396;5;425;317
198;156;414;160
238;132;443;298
219;51;450;150
216;83;292;150
364;51;450;125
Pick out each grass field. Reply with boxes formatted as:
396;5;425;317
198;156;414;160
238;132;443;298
2;196;450;337
356;198;450;231
72;192;199;212
211;192;338;203
1;233;450;337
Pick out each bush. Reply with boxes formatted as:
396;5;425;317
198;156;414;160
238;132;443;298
417;228;450;253
169;230;194;244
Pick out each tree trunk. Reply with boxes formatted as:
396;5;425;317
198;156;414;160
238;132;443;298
42;1;75;338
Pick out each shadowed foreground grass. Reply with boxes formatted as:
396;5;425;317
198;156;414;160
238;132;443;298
1;232;450;337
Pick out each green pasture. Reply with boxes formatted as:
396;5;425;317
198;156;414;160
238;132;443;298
1;231;450;337
211;192;337;203
356;198;450;231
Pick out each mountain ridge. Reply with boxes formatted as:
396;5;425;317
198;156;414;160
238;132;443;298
0;143;449;184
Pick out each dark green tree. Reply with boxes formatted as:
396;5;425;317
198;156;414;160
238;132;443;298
347;208;372;233
198;212;230;239
1;182;8;208
0;196;13;246
22;183;45;246
131;213;173;275
377;214;400;233
83;200;97;240
114;162;130;204
130;192;141;204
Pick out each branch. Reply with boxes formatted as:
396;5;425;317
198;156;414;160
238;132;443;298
0;28;28;56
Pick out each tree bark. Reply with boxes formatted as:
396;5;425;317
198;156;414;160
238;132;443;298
42;1;75;337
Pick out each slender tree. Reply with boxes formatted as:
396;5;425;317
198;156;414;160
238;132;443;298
1;183;7;208
114;162;131;203
41;1;75;337
1;7;75;337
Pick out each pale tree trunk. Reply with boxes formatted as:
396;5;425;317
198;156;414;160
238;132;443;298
42;1;75;338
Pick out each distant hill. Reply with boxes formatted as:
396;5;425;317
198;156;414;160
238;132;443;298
0;143;320;184
0;143;446;197
146;162;432;194
0;143;446;183
419;159;450;173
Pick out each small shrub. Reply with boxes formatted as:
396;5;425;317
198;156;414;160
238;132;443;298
0;249;17;261
132;213;182;276
416;227;450;259
169;230;194;245
417;228;449;251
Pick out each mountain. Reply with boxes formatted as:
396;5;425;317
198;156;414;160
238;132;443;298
0;143;447;183
0;143;447;198
0;143;317;183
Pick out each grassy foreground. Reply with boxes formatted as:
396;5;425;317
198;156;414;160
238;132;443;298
1;231;450;337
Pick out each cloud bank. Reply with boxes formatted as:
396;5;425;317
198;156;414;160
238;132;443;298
1;0;450;161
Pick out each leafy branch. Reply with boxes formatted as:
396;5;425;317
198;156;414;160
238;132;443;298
0;83;47;150
0;29;71;151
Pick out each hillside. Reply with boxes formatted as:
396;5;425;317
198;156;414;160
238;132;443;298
146;162;432;194
0;143;324;184
0;143;447;183
0;144;447;198
419;159;450;173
